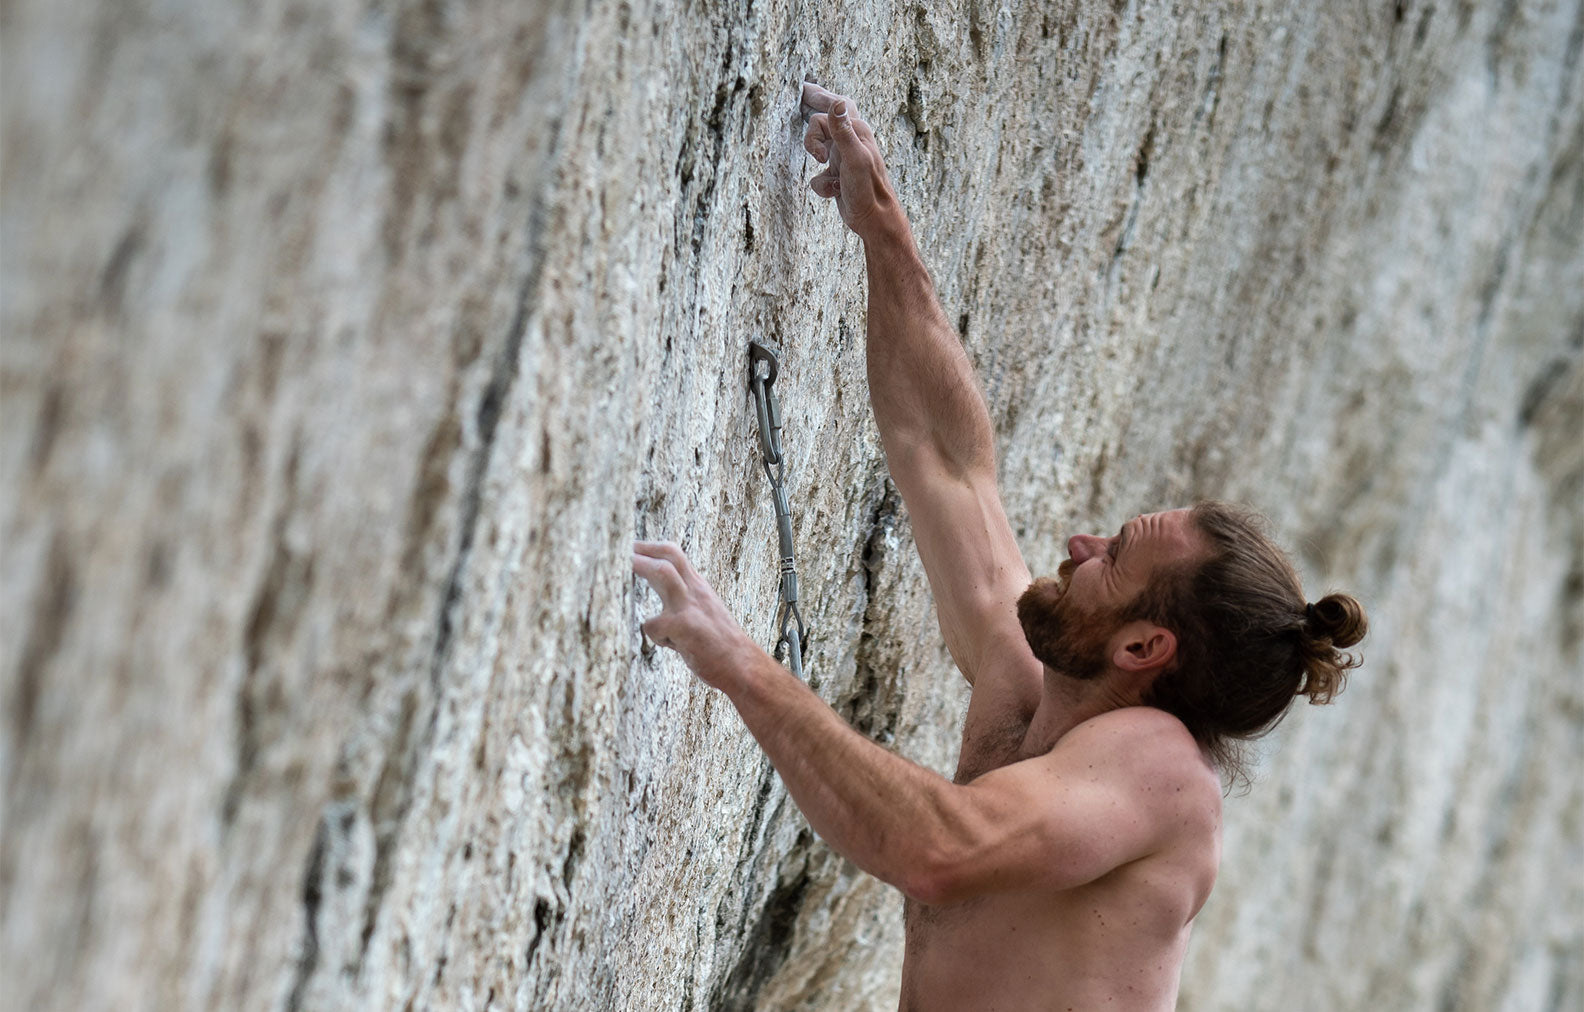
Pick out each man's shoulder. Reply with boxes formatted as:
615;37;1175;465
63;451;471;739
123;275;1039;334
1054;707;1221;797
1060;704;1197;749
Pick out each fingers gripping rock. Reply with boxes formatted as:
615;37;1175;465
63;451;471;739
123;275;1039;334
632;551;686;608
631;540;760;689
831;99;852;131
799;83;894;239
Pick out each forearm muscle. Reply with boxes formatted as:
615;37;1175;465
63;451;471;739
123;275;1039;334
863;216;995;479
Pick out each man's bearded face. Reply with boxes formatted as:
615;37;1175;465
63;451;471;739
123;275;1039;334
1016;558;1128;681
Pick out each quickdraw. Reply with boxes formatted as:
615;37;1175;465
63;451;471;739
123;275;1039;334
748;341;809;679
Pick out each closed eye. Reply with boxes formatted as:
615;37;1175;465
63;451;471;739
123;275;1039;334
1110;521;1132;562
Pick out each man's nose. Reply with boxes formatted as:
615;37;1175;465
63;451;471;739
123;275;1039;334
1067;534;1109;562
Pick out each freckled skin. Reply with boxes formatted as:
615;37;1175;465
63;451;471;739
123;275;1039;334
887;510;1221;1010
896;704;1221;1012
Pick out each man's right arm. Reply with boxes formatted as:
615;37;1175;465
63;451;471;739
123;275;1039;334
861;213;1036;685
802;83;1036;686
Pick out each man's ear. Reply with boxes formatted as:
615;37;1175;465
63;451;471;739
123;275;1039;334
1111;621;1178;676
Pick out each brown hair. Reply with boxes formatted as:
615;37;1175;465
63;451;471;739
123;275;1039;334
1128;501;1367;784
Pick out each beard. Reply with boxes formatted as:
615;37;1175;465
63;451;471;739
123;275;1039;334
1016;565;1124;682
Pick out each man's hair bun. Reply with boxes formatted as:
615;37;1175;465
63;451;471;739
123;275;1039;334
1298;593;1368;703
1306;594;1368;648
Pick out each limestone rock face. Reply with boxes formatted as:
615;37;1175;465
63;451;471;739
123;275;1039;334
2;0;1580;1009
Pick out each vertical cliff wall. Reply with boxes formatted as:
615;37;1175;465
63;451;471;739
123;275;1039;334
3;1;1580;1009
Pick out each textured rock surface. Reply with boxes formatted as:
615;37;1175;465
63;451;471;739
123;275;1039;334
2;0;1580;1009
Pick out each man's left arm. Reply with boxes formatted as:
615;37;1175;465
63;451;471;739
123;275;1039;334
632;541;1198;903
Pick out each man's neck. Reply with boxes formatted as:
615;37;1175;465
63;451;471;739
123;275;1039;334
1023;669;1139;753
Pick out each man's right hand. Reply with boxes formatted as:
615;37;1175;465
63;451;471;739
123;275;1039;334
801;81;901;241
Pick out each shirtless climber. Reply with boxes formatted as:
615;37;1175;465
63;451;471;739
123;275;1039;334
632;82;1367;1011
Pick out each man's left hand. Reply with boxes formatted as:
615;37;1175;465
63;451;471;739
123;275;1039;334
633;540;762;689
